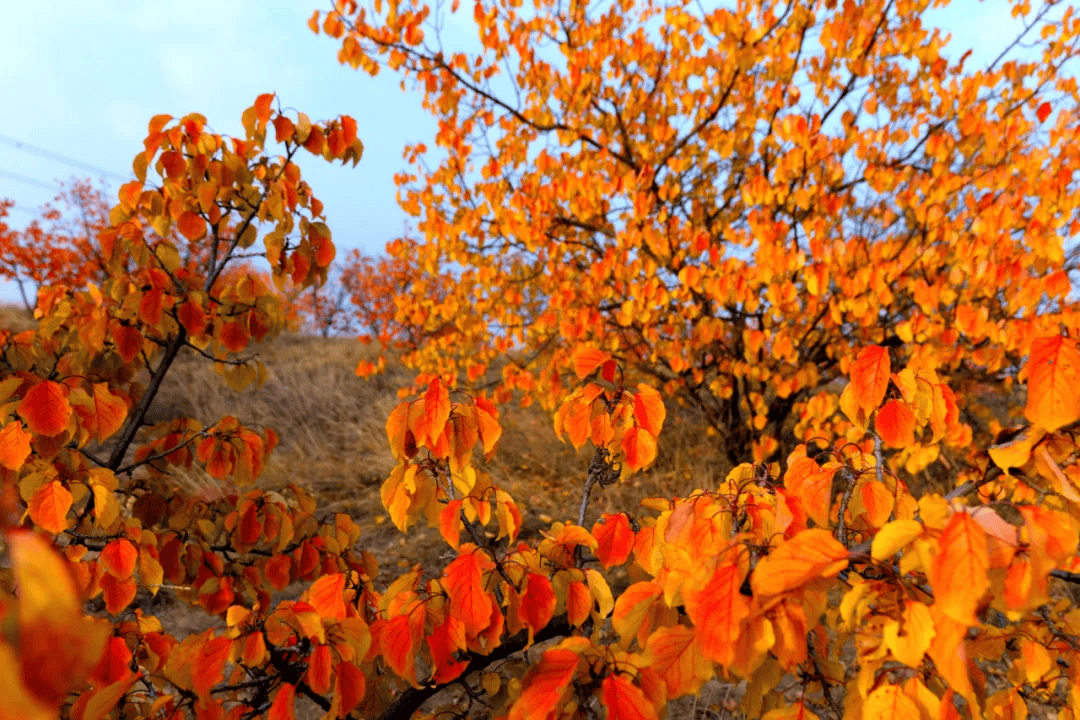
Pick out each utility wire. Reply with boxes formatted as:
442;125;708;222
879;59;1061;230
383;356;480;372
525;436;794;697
0;169;57;192
0;133;129;183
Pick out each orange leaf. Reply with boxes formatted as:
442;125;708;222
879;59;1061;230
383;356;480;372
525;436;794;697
99;539;137;580
683;561;749;669
592;513;635;569
641;624;713;699
875;399;916;448
750;529;848;597
381;615;417;685
268;682;296;720
28;480;73;534
508;648;579;720
0;421;32;470
1024;335;1080;431
931;512;988;625
443;550;495;637
622;426;657;471
177;211;206;241
273;115;295;143
423;378;451;447
304;645;333;695
566;581;592;627
783;448;838;527
474;396;502;457
192;636;232;697
253;93;275;126
91;384;128;442
439;500;464;549
633;384;666;436
602;673;656;720
19;380;72;436
77;672;141;720
307;573;347;620
850;345;891;416
612;581;663;646
572;347;611;380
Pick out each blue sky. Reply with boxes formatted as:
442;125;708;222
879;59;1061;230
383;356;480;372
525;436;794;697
0;1;1027;305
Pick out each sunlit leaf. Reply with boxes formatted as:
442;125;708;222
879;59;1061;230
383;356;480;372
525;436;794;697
1024;335;1080;431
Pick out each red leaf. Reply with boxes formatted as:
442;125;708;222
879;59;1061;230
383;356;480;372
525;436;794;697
18;380;72;436
177;299;207;336
334;661;366;717
602;674;656;720
592;513;635;568
875;399;916;448
380;615;416;684
265;555;292;590
268;682;296;720
1037;101;1052;123
219;320;251;353
113;324;143;363
100;573;137;615
100;539;137;579
521;573;556;635
91;636;134;688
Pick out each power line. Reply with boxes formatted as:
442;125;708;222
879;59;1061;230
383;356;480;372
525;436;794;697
0;169;57;192
0;133;130;184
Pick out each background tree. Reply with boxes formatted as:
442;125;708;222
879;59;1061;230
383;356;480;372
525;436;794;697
315;0;1080;470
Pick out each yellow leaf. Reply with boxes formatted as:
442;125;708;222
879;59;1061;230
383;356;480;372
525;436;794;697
872;520;924;560
883;600;935;667
863;684;921;720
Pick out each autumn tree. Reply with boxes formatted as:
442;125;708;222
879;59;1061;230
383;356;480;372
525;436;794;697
0;179;113;313
314;0;1080;469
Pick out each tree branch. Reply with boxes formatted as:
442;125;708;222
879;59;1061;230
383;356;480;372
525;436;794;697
368;615;574;720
